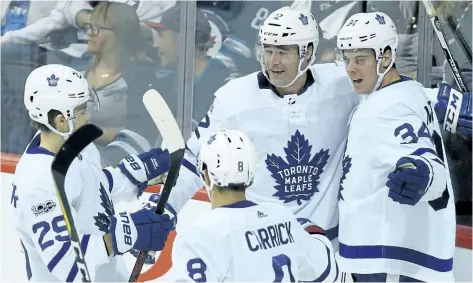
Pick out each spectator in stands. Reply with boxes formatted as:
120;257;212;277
145;4;239;130
81;2;151;148
81;1;176;166
1;1;70;154
68;0;176;29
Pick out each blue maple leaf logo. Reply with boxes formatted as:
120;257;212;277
265;130;330;205
93;183;115;233
47;74;59;87
375;14;385;25
338;141;352;201
299;13;308;25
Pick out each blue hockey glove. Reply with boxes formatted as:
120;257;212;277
109;207;175;256
118;148;170;196
434;83;472;140
386;157;431;206
297;218;326;236
129;194;177;264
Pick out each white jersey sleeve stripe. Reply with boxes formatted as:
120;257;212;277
21;241;33;280
102;169;114;193
182;158;199;176
338;243;453;273
65;234;91;282
47;241;71;271
309;244;333;282
411;148;445;167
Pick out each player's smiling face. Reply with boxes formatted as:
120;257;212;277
263;44;300;86
342;49;378;94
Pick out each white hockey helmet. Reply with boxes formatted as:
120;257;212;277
198;130;256;197
24;64;99;137
337;12;398;92
257;6;319;88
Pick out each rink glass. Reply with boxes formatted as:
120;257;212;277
0;0;471;220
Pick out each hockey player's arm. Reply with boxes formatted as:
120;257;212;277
101;147;171;203
382;102;447;205
296;218;338;282
22;189;109;281
170;225;224;282
167;92;228;213
424;84;471;139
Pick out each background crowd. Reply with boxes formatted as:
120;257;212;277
1;0;471;225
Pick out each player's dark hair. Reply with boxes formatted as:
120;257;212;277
31;110;62;132
214;184;247;192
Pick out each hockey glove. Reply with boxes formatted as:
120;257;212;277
109;206;175;256
297;218;326;236
118;148;170;196
386;156;431;206
435;83;472;140
129;194;177;264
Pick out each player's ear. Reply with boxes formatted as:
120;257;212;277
381;50;393;69
53;113;68;133
306;44;314;62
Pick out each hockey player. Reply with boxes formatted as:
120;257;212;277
131;7;471;266
11;64;176;281
169;129;337;282
161;6;358;245
336;12;455;282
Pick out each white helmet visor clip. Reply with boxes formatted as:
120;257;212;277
86;87;100;116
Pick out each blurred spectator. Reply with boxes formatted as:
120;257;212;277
67;0;176;29
79;2;159;165
1;1;69;46
1;1;69;154
146;4;239;129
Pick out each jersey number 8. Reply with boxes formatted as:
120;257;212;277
186;254;295;282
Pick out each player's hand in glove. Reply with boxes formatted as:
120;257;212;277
297;218;326;236
118;148;170;196
434;83;472;140
129;194;177;264
108;204;176;256
386;156;430;206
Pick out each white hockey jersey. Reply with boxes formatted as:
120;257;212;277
170;200;338;282
168;64;359;239
11;133;140;281
337;78;456;282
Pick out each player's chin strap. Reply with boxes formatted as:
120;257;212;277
45;119;75;140
371;57;395;93
203;181;215;201
371;40;398;93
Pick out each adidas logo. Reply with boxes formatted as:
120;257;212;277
257;211;267;218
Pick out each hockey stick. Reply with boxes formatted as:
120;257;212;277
51;124;103;282
421;0;469;93
446;14;472;64
128;89;185;282
421;0;469;134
